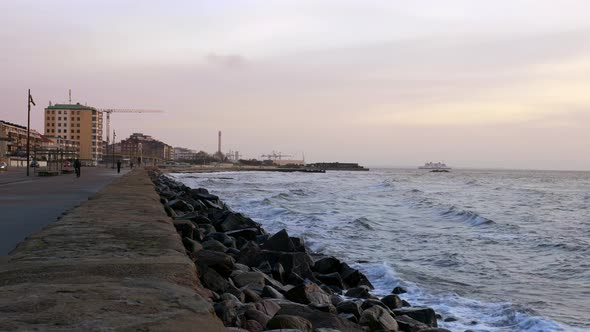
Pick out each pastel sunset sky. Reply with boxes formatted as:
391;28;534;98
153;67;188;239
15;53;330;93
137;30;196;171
1;1;589;169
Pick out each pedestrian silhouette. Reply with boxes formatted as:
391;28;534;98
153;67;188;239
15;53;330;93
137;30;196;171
74;158;81;178
117;160;121;173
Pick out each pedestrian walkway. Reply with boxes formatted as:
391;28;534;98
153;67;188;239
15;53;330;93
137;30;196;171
0;167;129;254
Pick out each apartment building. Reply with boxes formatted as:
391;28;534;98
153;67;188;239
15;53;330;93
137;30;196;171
118;133;173;165
44;103;103;165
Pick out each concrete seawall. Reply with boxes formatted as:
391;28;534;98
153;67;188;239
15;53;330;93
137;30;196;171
0;170;226;331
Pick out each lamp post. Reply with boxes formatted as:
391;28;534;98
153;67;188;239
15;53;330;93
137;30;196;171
111;130;116;169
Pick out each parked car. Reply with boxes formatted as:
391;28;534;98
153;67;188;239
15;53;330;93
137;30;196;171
0;162;7;171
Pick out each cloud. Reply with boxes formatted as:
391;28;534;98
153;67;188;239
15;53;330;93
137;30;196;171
204;53;247;68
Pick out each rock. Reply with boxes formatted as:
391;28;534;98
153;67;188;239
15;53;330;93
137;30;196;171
196;250;235;278
226;284;246;303
220;293;241;302
261;285;285;299
309;303;337;314
234;263;250;272
402;300;412;307
286;281;332;306
395;315;428;332
274;300;364;332
345;286;372;299
286;272;306;286
392;286;408;294
225;228;261;241
261;229;296;252
232;272;266;288
200;224;217;235
416;329;451;332
202;239;228;252
244;309;272;327
190;187;220;201
173;220;196;239
214;299;242;327
313;256;342;274
393;308;437;327
226;247;241;256
236;242;262;267
361;299;392;314
220;213;260;232
168;199;194;213
316;272;345;290
201;267;230;294
192;214;213;224
242;320;262;332
243;288;263;303
359;305;399;332
205;232;237;248
272;262;286;282
266;315;312;332
336;301;362;318
164;205;177;218
443;317;458;322
339;263;374;289
182;237;203;254
254;299;281;317
290;236;307;252
381;294;403;310
339;313;359;324
275;252;316;281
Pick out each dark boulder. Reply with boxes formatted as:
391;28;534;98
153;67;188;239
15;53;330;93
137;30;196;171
225;228;261;241
199;224;217;236
200;267;230;294
242;320;263;332
395;315;428;332
416;329;451;332
381;294;403;310
202;239;228;253
244;308;272;327
316;272;345;290
168;199;194;214
262;229;296;252
192;215;213;225
261;285;285;299
275;300;364;332
214;299;241;327
286;281;332;306
196;250;235;278
359;305;399;332
361;299;393;314
232;272;266;288
236;241;262;267
219;213;260;232
182;237;203;255
243;288;263;303
190;187;219;201
339;263;374;289
266;315;312;332
313;256;342;274
173;220;195;239
254;299;281;317
336;301;362;318
393;307;437;327
205;232;237;248
345;286;372;299
290;237;307;253
392;286;408;294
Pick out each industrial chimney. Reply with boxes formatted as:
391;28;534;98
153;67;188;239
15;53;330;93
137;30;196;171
218;131;222;154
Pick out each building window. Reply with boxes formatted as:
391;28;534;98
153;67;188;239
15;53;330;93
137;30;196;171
58;117;61;120
64;117;67;121
46;117;50;120
77;111;80;115
52;117;55;120
51;110;55;114
77;124;80;127
58;129;61;133
77;136;80;139
92;116;96;121
58;111;61;114
58;123;61;127
71;136;74;139
77;129;80;133
77;117;80;121
71;129;74;133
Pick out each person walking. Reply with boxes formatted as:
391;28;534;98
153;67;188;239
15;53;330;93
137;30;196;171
73;158;81;178
116;160;121;173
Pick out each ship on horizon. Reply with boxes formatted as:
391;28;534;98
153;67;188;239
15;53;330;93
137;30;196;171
418;162;452;171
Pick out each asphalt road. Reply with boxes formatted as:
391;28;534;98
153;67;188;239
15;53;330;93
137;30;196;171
0;167;129;255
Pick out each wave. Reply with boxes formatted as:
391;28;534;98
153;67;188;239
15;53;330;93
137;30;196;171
358;262;572;332
352;217;374;230
440;205;495;226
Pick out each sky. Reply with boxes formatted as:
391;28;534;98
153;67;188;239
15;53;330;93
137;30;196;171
1;0;589;170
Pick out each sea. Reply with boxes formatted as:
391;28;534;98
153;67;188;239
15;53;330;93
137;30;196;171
172;168;590;332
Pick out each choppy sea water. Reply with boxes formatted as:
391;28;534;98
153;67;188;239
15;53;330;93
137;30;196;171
173;169;590;332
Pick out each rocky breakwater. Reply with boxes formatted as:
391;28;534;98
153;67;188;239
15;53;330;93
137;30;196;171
152;170;448;332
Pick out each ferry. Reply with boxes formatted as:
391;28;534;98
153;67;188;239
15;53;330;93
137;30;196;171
418;162;452;172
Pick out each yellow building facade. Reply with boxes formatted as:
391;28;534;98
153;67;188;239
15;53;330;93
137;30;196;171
44;103;103;164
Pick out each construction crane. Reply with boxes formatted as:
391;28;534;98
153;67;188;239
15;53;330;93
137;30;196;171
260;151;292;161
96;108;164;147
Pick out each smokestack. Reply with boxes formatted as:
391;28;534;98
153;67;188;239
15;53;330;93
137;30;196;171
218;131;222;154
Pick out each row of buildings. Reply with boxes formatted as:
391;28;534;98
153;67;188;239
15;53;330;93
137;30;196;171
1;101;173;166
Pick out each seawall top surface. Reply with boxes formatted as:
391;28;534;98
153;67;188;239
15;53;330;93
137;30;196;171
0;169;226;331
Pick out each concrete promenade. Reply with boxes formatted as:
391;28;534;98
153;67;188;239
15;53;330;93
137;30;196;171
0;167;128;254
0;169;225;331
